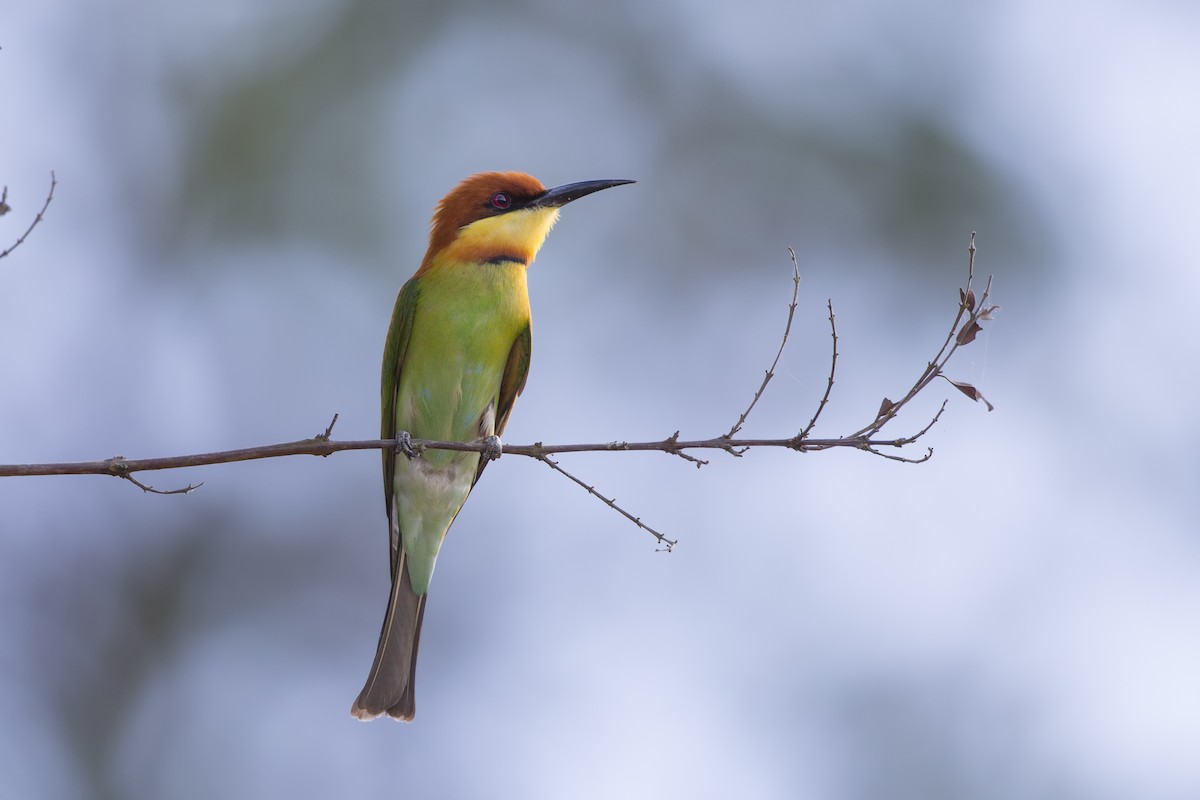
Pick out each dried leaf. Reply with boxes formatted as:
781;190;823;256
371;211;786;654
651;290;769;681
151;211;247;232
964;288;976;312
948;379;995;412
876;397;896;420
956;320;982;345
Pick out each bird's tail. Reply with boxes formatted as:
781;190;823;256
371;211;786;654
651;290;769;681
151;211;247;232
351;553;427;721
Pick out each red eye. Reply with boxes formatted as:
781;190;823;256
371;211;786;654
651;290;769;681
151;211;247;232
490;192;511;210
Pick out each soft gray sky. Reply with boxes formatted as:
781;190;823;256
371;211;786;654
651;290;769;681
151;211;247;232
2;0;1198;798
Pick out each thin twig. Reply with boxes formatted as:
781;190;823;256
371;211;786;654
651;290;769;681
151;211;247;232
537;454;676;552
890;400;947;445
799;298;838;439
0;172;56;261
107;457;203;495
122;472;204;495
861;446;934;464
317;413;339;442
724;248;802;438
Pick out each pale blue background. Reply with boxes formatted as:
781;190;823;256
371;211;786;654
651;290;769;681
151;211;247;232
2;1;1198;798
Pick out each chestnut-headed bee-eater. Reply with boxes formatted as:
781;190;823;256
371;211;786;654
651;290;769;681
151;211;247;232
351;172;634;721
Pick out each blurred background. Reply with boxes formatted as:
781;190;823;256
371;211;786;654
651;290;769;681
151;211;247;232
2;0;1198;797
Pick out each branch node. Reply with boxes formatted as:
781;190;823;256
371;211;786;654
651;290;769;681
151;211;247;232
662;430;709;467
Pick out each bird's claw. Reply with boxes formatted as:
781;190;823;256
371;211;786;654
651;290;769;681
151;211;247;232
481;434;503;462
396;431;417;460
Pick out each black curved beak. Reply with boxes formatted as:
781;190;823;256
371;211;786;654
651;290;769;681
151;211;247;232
531;179;636;209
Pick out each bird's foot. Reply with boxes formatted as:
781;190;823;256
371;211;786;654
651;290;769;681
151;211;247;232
481;434;503;462
396;430;419;460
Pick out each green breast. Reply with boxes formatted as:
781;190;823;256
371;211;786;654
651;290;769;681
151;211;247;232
396;262;529;456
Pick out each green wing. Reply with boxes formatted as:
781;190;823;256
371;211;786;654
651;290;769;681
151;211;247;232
474;321;531;485
381;277;420;578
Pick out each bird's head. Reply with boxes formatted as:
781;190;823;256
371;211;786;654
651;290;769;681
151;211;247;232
418;171;634;274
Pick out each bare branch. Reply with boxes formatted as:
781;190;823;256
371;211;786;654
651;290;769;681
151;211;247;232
846;231;995;440
0;436;382;477
0;234;996;548
0;428;968;478
0;172;56;261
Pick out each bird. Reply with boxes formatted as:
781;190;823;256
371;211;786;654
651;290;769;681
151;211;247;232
351;171;634;721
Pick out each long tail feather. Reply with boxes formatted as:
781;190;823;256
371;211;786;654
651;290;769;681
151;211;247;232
351;552;427;721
